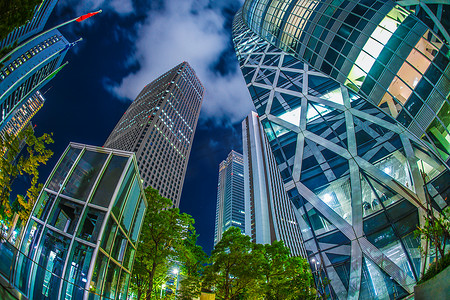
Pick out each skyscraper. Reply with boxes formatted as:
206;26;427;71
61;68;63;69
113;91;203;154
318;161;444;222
104;62;204;207
0;91;44;139
0;29;72;131
0;0;58;50
233;2;449;298
214;151;245;245
243;111;305;256
240;0;450;163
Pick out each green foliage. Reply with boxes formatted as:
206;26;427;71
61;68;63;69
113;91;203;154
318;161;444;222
204;227;316;300
414;206;450;283
0;125;53;225
0;0;42;42
130;187;196;300
417;251;450;284
178;232;207;300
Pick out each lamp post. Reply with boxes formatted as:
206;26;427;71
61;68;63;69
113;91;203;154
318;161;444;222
172;268;179;298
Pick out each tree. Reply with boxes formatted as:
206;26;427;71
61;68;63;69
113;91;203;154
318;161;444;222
0;125;53;226
130;187;195;300
255;241;316;300
0;0;42;42
178;231;207;300
204;227;262;300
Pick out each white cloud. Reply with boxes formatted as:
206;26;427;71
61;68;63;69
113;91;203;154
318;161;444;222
107;0;253;123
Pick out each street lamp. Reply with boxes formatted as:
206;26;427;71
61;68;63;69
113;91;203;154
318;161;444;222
172;268;179;298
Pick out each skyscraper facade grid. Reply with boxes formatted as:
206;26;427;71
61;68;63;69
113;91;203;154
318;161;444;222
233;4;449;299
214;150;246;245
241;0;450;165
243;111;306;257
104;62;204;207
0;29;71;131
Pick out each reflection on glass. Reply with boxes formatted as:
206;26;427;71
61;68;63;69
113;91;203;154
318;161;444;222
121;177;141;233
116;271;130;300
62;151;108;201
316;176;352;223
62;241;94;300
15;221;42;293
47;147;81;192
375;151;413;192
48;198;83;235
89;251;108;296
103;260;120;299
32;229;71;300
111;165;136;218
111;228;127;263
100;218;118;253
77;207;106;243
123;245;135;271
130;199;146;243
33;191;56;221
91;155;129;208
361;176;383;217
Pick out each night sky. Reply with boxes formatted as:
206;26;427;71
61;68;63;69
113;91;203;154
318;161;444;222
31;0;253;255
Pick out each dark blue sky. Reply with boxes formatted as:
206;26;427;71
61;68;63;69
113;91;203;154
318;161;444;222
32;0;252;255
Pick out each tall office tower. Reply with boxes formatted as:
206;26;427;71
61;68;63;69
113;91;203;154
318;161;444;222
0;0;58;50
233;5;449;299
13;143;147;299
0;29;72;131
214;151;245;245
242;111;305;257
104;62;204;207
0;91;44;139
239;0;450;164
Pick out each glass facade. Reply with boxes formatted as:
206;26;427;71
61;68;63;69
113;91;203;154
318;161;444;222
233;9;449;299
240;0;450;164
13;143;147;299
214;151;246;245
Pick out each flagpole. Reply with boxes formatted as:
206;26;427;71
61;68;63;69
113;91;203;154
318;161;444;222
0;10;102;64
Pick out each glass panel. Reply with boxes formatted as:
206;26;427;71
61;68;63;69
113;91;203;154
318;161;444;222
403;232;421;277
120;177;141;233
111;228;127;263
123;245;135;271
100;218;118;254
77;207;106;243
116;271;130;300
15;221;42;293
111;165;135;218
48;198;84;235
33;191;57;221
315;176;352;223
62;241;94;300
374;150;414;192
91;155;129;208
32;229;71;300
103;260;120;299
361;176;383;217
89;251;108;296
62;151;109;201
130;199;146;243
47;147;81;192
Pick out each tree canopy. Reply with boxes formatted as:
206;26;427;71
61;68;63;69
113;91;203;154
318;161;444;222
130;187;200;300
0;125;53;226
0;0;42;42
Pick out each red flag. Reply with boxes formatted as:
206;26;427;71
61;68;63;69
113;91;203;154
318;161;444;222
76;10;101;22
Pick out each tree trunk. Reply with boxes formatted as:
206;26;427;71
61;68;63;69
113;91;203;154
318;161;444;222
146;262;157;300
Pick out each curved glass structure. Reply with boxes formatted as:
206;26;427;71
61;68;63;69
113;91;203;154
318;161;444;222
241;0;450;163
233;8;449;299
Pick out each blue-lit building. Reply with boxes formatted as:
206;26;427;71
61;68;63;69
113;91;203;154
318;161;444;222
214;151;246;245
14;143;147;299
232;1;450;298
240;0;450;164
0;29;73;132
0;0;59;50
